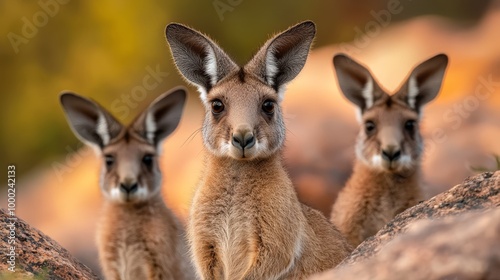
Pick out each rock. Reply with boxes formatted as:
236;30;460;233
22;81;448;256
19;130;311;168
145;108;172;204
0;209;99;279
345;171;500;265
311;208;500;280
310;171;500;280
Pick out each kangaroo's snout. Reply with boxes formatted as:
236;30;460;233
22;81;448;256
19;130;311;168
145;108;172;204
232;127;255;150
120;181;138;194
381;144;401;162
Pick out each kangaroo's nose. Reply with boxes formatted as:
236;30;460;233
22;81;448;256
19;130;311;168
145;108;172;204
232;131;256;150
381;148;401;162
120;182;138;194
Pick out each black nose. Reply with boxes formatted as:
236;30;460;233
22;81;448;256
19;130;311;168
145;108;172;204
382;149;401;162
120;183;138;194
232;132;256;150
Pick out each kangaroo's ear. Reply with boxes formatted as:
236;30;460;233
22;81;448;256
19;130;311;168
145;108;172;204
133;87;187;149
60;92;123;149
333;54;385;112
246;21;316;99
394;54;448;112
165;23;238;101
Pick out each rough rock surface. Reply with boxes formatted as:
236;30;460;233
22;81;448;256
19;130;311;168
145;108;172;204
310;171;500;280
311;208;500;280
0;208;99;279
345;171;500;265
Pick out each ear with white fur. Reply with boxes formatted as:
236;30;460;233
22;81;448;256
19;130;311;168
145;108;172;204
333;54;385;112
394;54;448;112
165;23;238;100
246;21;316;98
132;87;187;148
60;92;123;149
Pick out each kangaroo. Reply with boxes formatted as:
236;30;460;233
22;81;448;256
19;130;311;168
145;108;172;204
60;87;194;280
330;53;449;247
165;21;352;280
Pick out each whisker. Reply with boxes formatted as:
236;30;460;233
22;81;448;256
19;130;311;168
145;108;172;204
181;127;202;148
196;148;204;158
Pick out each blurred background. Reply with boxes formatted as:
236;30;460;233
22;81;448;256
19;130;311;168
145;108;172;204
1;0;500;276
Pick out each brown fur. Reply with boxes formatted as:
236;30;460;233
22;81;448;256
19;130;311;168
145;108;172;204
331;162;421;247
190;153;352;279
60;88;194;279
97;195;188;280
330;54;448;247
166;22;352;279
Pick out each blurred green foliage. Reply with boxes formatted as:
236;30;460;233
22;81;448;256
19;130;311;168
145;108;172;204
0;267;48;279
470;154;500;172
0;0;491;178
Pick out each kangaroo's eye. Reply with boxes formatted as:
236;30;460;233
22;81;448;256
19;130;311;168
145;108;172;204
142;154;154;168
262;100;275;115
364;121;376;134
211;100;225;115
104;155;114;169
405;120;417;132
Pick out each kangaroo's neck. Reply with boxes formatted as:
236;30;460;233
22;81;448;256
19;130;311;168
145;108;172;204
351;160;420;189
103;195;166;216
203;152;288;186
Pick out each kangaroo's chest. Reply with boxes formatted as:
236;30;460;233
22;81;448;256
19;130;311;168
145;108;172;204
115;237;149;280
191;182;259;274
196;187;255;240
97;223;150;280
98;209;172;280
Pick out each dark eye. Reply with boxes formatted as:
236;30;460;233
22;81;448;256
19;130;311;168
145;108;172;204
405;120;417;132
211;100;225;115
142;154;154;168
104;155;114;169
365;121;376;134
262;100;275;115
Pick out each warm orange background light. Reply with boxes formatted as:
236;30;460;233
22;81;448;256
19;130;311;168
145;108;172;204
5;10;500;275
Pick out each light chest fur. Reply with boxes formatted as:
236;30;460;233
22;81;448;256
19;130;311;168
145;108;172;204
189;156;298;279
97;198;186;280
188;155;352;279
332;162;422;247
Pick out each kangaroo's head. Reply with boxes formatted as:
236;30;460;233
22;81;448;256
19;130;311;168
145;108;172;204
60;88;186;204
166;21;315;160
333;54;448;173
